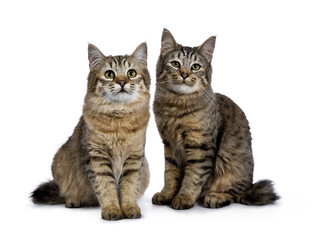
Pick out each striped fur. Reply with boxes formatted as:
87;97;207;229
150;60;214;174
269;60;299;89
152;29;279;209
31;43;151;220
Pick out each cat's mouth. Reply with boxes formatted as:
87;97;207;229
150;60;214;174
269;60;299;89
170;81;198;94
181;81;194;87
117;89;128;94
173;81;194;87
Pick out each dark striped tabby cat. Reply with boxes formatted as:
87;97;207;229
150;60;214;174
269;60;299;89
152;29;279;209
31;43;151;220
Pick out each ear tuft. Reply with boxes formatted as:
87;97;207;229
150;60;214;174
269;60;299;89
88;44;105;71
198;36;216;63
131;42;147;64
161;28;178;55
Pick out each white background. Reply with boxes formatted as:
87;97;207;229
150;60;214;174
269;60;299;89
1;0;319;239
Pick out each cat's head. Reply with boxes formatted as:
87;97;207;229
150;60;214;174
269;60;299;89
87;43;150;104
157;29;216;95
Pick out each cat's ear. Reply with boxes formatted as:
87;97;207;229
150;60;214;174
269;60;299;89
131;42;147;64
198;36;216;63
161;28;178;55
88;44;105;71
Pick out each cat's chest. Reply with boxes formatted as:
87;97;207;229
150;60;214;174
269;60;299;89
160;116;202;145
88;133;131;182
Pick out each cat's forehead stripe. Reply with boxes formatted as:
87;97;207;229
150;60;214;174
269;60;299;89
107;55;131;69
176;47;198;62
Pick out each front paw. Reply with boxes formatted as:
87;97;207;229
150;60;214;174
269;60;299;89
122;203;141;219
171;194;194;210
101;206;123;221
152;192;174;205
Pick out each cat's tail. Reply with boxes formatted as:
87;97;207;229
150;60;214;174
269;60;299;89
31;180;65;205
240;180;280;205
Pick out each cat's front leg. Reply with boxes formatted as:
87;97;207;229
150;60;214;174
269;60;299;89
152;144;181;205
172;146;214;210
119;154;144;219
89;156;122;220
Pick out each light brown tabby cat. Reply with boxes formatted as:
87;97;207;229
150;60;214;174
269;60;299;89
152;29;279;210
31;42;151;220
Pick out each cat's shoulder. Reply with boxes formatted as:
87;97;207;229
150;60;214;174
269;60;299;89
214;93;244;114
215;93;236;108
214;93;248;123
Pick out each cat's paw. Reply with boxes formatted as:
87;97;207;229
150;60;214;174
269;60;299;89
203;193;232;208
65;199;81;208
101;206;123;221
122;203;141;219
171;194;194;210
152;192;174;205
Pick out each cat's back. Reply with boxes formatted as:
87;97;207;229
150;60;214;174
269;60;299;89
214;93;252;150
215;93;249;126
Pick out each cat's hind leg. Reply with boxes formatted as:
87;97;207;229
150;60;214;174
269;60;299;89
65;198;81;208
201;152;252;208
52;147;97;208
203;192;234;208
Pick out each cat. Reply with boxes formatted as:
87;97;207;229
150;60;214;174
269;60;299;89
152;29;279;210
31;42;151;220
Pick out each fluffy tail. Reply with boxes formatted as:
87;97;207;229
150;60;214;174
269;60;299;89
241;180;280;205
31;180;65;205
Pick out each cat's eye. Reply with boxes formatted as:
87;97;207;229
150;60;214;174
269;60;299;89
191;64;201;71
127;69;137;78
105;70;115;79
171;61;181;68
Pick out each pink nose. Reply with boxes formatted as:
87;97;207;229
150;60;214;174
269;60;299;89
119;80;126;87
180;72;189;80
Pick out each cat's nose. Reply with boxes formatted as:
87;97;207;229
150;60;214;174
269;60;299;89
118;80;126;88
180;72;189;80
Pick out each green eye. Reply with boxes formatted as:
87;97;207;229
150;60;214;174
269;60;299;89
127;69;137;78
171;61;181;68
191;64;201;71
105;70;115;79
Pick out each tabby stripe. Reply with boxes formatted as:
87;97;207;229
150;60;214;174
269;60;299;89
130;154;144;159
192;167;212;176
175;107;205;118
163;139;170;146
122;168;139;177
90;148;109;156
98;162;112;168
194;181;205;187
86;169;94;174
165;168;179;174
199;170;213;179
184;143;211;151
189;52;194;60
112;59;117;68
123;162;140;169
96;171;115;178
204;155;216;162
200;165;213;171
175;124;202;133
185;159;208;165
91;157;111;163
165;157;178;166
